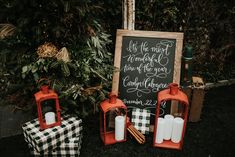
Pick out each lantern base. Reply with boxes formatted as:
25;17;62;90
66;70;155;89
153;140;182;150
101;132;126;145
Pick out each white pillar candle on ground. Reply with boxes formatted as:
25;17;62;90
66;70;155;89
155;117;165;144
115;116;125;141
171;117;184;143
163;114;174;140
45;112;56;125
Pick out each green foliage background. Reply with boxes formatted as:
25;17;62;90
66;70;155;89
0;0;119;115
0;0;234;114
135;0;235;82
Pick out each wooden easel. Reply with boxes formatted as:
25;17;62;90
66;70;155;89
123;0;135;30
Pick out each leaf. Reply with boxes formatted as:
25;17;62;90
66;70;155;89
50;61;60;69
73;93;78;100
22;73;26;79
33;72;39;81
22;66;28;73
84;65;90;73
64;1;70;13
31;65;38;73
37;58;45;65
43;66;48;72
95;57;102;63
61;63;70;76
79;96;86;102
69;100;79;107
91;36;97;47
90;67;107;81
88;96;96;104
87;40;91;48
67;62;78;70
98;90;106;100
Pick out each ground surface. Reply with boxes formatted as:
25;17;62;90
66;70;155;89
0;84;235;157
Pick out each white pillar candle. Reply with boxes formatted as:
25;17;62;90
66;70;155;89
171;117;184;143
155;117;165;144
163;114;174;140
45;112;56;125
115;116;125;141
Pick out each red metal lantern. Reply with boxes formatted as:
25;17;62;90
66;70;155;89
153;83;189;150
34;85;61;130
100;93;127;145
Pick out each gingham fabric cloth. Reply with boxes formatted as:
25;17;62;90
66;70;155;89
22;115;82;154
131;108;150;134
27;135;83;157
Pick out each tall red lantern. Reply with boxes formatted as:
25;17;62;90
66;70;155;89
153;83;189;150
34;85;61;130
100;93;127;145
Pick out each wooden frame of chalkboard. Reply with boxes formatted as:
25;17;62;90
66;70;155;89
112;29;184;116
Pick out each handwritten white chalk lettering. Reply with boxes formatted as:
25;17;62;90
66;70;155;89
150;40;173;55
160;101;167;109
126;40;138;53
120;37;176;113
122;76;168;97
123;52;169;67
123;64;136;73
140;41;149;53
146;67;171;78
123;99;157;107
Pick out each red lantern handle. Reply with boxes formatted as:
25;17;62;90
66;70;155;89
37;78;51;87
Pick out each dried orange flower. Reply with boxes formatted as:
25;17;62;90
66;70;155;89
37;42;58;58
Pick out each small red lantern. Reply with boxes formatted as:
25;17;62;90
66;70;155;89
100;93;127;145
34;85;61;130
153;83;189;150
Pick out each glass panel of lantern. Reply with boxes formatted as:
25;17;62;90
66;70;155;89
153;83;189;150
100;93;127;145
41;99;57;123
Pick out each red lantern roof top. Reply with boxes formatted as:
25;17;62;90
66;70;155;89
100;98;127;113
158;84;189;105
34;86;58;101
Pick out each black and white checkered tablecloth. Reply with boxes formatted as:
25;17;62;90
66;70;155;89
131;108;150;134
22;115;82;154
27;134;83;157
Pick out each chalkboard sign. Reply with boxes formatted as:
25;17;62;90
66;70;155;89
112;29;183;117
